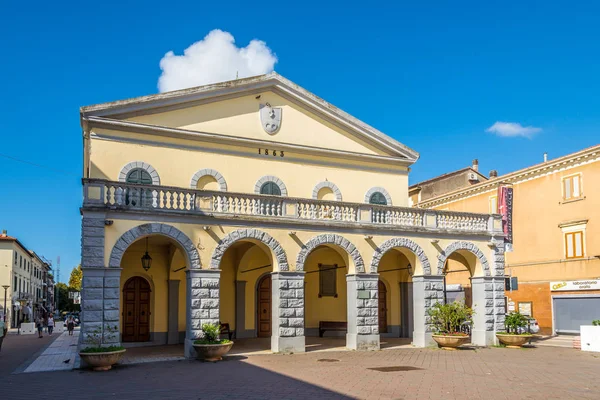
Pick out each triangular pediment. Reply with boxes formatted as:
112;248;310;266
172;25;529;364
81;73;418;161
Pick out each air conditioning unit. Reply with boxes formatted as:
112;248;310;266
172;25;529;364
468;172;479;181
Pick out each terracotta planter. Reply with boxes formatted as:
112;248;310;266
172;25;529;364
193;342;234;361
79;349;126;371
496;334;532;348
432;334;470;350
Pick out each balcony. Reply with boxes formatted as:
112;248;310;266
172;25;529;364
13;292;32;301
83;179;502;236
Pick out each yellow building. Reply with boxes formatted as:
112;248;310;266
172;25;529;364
0;230;51;327
414;145;600;335
79;73;505;357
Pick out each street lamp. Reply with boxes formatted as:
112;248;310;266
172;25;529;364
2;285;8;322
141;237;152;272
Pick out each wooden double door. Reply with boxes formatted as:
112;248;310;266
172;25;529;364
257;275;272;338
122;276;151;342
378;280;388;333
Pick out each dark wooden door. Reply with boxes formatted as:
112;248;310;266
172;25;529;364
122;276;151;342
378;280;388;333
257;275;272;338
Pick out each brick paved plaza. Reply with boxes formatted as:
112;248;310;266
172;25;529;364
2;333;600;400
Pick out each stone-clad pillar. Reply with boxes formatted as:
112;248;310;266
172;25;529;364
80;212;114;350
185;269;220;359
103;268;122;345
346;274;380;351
471;276;505;346
80;268;122;348
412;275;444;347
80;268;105;347
271;271;305;353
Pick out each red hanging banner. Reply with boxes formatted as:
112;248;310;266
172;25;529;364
498;186;514;251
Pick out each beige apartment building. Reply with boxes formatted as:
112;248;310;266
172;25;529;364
413;145;600;334
0;230;52;328
79;73;505;358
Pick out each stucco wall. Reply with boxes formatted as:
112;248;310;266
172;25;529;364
126;91;386;156
431;160;600;278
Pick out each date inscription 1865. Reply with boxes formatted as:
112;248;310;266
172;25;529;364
258;148;285;157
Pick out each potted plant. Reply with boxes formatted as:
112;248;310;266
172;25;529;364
79;325;126;371
192;322;233;361
496;312;532;348
428;301;473;350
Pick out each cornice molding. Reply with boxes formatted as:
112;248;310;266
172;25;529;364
418;146;600;208
80;72;419;161
85;116;414;168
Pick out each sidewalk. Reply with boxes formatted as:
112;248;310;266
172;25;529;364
23;329;79;373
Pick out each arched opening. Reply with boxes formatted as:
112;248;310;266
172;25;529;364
302;244;349;350
377;248;414;341
316;187;336;201
196;175;220;191
443;252;474;308
119;234;188;348
217;239;275;350
260;182;281;196
369;192;388;205
256;274;271;338
441;246;489;343
126;169;153;184
122;276;151;342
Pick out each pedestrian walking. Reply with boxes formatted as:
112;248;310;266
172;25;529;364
36;316;43;338
47;314;54;335
67;315;75;336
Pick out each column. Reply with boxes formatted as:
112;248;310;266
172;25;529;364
80;212;108;349
271;271;305;353
471;276;505;346
167;280;180;345
235;280;249;338
346;274;380;351
80;267;122;347
103;268;121;345
185;269;220;359
411;275;444;347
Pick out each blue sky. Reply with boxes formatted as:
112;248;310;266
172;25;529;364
1;1;599;281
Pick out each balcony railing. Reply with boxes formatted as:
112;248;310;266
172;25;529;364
13;292;32;301
83;179;502;235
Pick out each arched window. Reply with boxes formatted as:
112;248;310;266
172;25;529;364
125;169;154;207
369;192;388;206
126;169;153;185
260;182;282;196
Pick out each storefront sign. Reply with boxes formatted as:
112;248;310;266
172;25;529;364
550;280;600;292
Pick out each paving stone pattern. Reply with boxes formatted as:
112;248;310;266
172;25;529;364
4;343;600;399
24;330;78;373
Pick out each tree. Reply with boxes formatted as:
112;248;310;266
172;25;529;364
68;265;82;291
55;282;70;312
56;282;81;313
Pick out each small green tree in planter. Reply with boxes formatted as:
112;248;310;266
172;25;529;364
192;322;234;362
496;312;532;348
428;301;473;350
79;324;126;371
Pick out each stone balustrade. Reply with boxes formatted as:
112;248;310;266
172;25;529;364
83;179;502;235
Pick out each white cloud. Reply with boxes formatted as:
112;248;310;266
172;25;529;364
158;29;278;93
486;121;542;138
